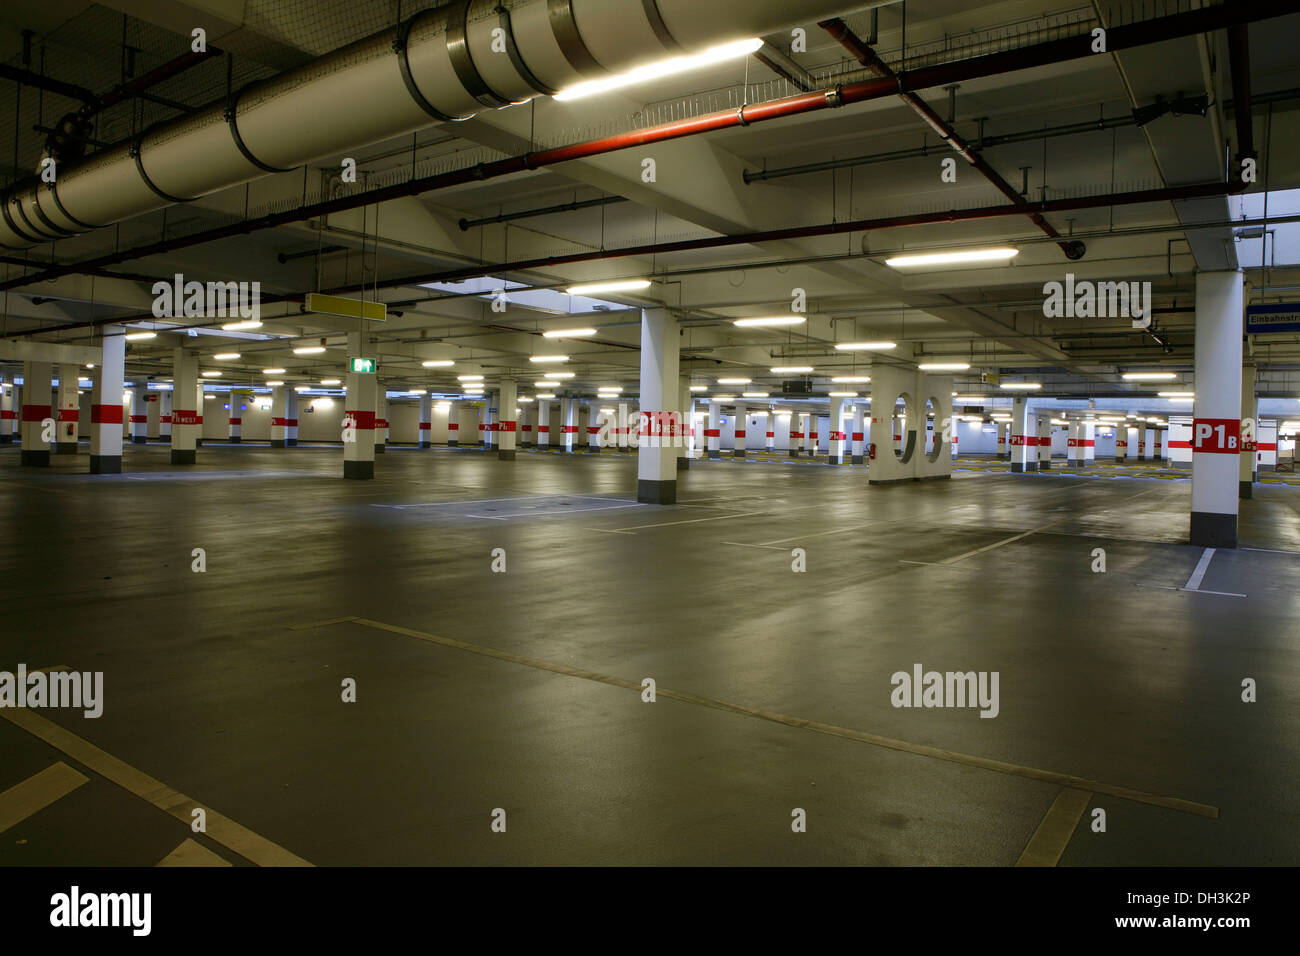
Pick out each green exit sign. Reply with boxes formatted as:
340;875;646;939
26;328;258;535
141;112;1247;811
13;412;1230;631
349;357;376;374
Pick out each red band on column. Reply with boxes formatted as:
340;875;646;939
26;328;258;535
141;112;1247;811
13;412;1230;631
286;419;298;427
536;425;547;433
562;425;578;434
765;432;774;438
272;417;289;426
704;428;720;437
22;405;51;422
161;415;172;424
0;410;15;420
1170;440;1192;448
1191;418;1241;454
172;410;202;426
56;408;78;422
91;405;124;424
345;410;376;429
129;414;148;423
789;431;803;439
448;423;459;430
830;431;846;441
851;432;864;441
228;417;242;425
734;430;745;438
498;421;517;432
586;426;600;435
419;422;431;431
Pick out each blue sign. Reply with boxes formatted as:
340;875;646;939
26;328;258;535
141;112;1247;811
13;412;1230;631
1246;303;1300;334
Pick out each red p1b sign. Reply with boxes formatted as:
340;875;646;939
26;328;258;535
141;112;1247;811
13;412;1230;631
1192;418;1240;454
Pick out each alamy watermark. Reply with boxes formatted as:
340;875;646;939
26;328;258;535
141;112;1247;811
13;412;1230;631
1043;274;1151;329
891;663;999;718
152;273;260;322
0;664;102;718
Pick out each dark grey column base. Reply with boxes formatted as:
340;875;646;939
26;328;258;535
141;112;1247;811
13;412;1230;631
1239;481;1253;499
1190;511;1237;548
917;473;952;481
344;459;374;479
55;444;78;455
271;439;286;448
1039;461;1051;470
195;439;203;447
171;449;196;465
733;450;746;458
1138;455;1147;461
89;455;122;474
1010;462;1038;473
676;456;689;470
709;450;720;459
0;435;11;444
286;439;298;446
419;441;430;449
498;449;516;460
20;449;50;466
447;440;459;447
229;436;241;444
132;436;147;444
374;444;385;454
868;477;912;485
851;455;864;464
637;478;676;504
789;450;799;457
1115;456;1125;463
588;446;602;455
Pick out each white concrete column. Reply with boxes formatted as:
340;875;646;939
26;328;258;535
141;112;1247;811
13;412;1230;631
616;401;630;452
55;363;80;455
706;402;721;458
129;386;148;443
1067;421;1082;467
804;411;817;457
20;361;52;466
560;398;576;452
1137;424;1149;460
1125;424;1139;460
636;308;680;503
775;409;791;457
1037;415;1052;470
788;410;803;457
850;404;866;464
537;401;550;449
170;350;199;465
586;401;602;454
1191;271;1244;546
733;403;747;458
446;401;461;446
482;396;495;449
271;386;288;447
1082;421;1095;466
228;394;243;442
159;389;172;441
344;334;377;478
89;330;125;474
996;422;1008;459
1240;364;1257;497
1153;425;1164;463
498;380;517;460
0;375;13;444
284;389;300;445
1010;397;1036;473
678;378;692;470
1114;423;1128;461
419;393;433;448
763;409;775;452
828;396;846;464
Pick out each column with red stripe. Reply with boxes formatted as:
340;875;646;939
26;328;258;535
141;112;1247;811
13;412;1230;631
1191;270;1244;546
1083;420;1096;466
159;388;172;442
169;350;200;465
559;398;575;453
88;328;125;473
20;360;53;466
374;391;388;454
0;373;14;444
344;335;377;479
706;401;721;459
828;396;846;464
271;385;289;448
636;309;680;504
1114;422;1127;462
733;402;747;458
1037;415;1052;470
805;411;818;458
497;380;518;460
228;396;242;442
419;392;432;449
129;385;148;444
1009;396;1036;473
1240;363;1257;497
851;403;866;464
55;363;80;455
787;410;802;458
447;400;460;447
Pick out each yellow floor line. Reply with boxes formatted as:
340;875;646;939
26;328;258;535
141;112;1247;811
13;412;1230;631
0;762;88;833
1015;788;1093;866
306;617;1219;819
156;837;233;867
0;707;313;866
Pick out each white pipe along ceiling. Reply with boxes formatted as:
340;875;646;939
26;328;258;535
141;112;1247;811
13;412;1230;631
0;0;890;252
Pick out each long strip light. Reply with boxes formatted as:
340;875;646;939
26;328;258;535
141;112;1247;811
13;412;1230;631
542;328;597;338
1000;382;1042;390
835;342;896;351
734;316;806;328
918;362;971;371
1122;372;1178;381
885;248;1019;268
554;38;764;102
529;355;569;364
564;279;649;296
831;376;872;383
771;366;814;374
422;360;454;368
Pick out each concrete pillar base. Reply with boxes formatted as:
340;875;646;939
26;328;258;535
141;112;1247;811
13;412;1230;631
498;449;516;461
55;444;78;455
1190;511;1237;548
286;439;298;446
271;440;286;448
1040;461;1051;470
89;455;122;474
20;450;49;466
374;445;385;454
0;435;10;444
868;477;912;485
851;455;864;464
344;460;374;479
709;450;720;459
1239;481;1253;499
132;437;147;444
637;478;676;504
676;457;689;470
788;449;799;457
171;449;196;465
419;441;430;449
447;440;458;447
229;437;241;444
588;446;602;455
1011;462;1038;473
733;450;745;458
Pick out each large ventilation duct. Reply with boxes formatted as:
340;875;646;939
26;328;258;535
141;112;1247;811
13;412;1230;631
0;0;881;252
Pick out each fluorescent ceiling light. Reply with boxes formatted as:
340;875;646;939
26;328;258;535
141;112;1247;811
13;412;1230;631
458;375;484;381
529;355;569;363
517;397;534;403
1122;372;1178;381
828;391;858;397
1000;382;1042;390
294;386;311;393
734;316;806;328
535;381;562;388
263;368;286;375
549;372;575;379
1159;392;1195;399
835;342;896;351
711;395;735;402
598;386;623;393
742;392;769;398
717;378;751;385
422;360;454;368
321;379;341;386
600;407;615;414
771;366;814;374
222;320;262;331
885;248;1019;268
266;380;284;386
213;353;240;360
536;392;556;399
124;331;156;341
918;362;971;371
952;396;986;403
554;38;763;102
689;385;708;392
293;346;326;355
564;279;650;296
542;328;597;338
201;371;221;377
831;375;872;383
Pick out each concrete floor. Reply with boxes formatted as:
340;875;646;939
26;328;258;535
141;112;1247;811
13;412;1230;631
2;441;1298;866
